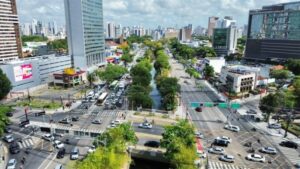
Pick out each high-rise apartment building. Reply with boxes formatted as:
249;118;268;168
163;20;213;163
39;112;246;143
207;16;219;37
64;0;105;70
212;26;238;56
179;24;192;42
245;2;300;61
217;16;236;28
107;22;116;38
0;0;22;62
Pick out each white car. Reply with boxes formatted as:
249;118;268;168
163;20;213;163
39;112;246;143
219;154;235;163
138;123;152;129
260;147;277;154
53;140;64;149
268;123;281;129
92;119;102;124
216;136;232;143
208;147;225;155
195;132;204;139
4;135;14;143
43;134;54;141
87;146;96;153
111;120;121;125
246;154;265;163
224;124;240;132
6;159;17;169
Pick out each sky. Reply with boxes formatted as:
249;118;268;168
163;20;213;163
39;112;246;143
16;0;295;29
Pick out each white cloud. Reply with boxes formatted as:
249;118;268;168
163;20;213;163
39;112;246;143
17;0;300;28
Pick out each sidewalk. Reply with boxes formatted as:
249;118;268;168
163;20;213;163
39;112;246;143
0;141;8;169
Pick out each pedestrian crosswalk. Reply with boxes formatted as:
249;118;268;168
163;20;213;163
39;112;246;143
208;161;249;169
95;111;124;119
17;138;35;149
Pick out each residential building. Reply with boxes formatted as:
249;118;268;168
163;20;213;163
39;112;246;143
207;16;219;37
107;22;116;38
202;57;226;74
0;54;72;93
164;28;178;39
245;2;300;61
64;0;106;71
179;24;192;42
115;24;122;38
212;26;238;56
0;0;22;62
217;16;236;28
193;26;207;36
220;66;256;93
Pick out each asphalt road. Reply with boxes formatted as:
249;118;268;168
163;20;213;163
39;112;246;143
168;54;294;168
132;123;164;136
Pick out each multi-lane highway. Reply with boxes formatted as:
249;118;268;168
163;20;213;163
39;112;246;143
168;53;294;169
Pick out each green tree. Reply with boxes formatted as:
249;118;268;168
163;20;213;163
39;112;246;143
270;70;292;79
0;69;12;100
97;64;128;83
130;64;151;86
293;79;300;107
195;46;216;58
259;93;281;124
120;53;133;66
161;120;196;169
0;106;11;135
21;35;48;46
47;38;68;51
203;65;214;78
87;72;96;87
286;59;300;75
127;85;153;109
76;123;136;169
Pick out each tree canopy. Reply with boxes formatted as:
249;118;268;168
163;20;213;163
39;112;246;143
259;93;281;123
203;65;215;78
130;63;152;86
97;64;128;83
47;38;68;51
75;123;136;169
161;120;197;169
0;69;12;100
286;59;300;75
21;35;48;46
270;69;292;79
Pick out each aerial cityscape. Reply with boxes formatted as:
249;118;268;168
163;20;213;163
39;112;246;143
0;0;300;169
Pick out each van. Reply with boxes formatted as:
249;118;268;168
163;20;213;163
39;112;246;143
70;147;79;160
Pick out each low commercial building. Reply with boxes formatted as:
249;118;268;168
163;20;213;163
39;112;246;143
202;57;226;74
220;66;256;93
0;54;71;96
53;68;86;87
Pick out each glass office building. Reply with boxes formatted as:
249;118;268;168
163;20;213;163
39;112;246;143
245;2;300;61
64;0;105;71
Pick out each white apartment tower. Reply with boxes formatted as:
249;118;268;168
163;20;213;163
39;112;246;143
0;0;22;62
64;0;105;71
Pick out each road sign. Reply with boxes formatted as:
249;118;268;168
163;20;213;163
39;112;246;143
204;102;214;107
231;103;240;109
190;102;200;108
218;103;228;108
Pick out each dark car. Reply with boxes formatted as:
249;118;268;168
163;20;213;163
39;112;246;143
19;120;30;128
71;116;79;122
4;127;12;133
195;107;202;112
6;112;13;117
9;142;20;154
34;111;46;117
280;141;298;149
213;139;229;147
56;148;66;159
144;141;160;148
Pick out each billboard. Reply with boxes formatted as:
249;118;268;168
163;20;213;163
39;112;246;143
13;64;33;82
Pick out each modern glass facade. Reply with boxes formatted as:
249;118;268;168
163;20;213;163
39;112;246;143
64;0;105;70
245;2;300;60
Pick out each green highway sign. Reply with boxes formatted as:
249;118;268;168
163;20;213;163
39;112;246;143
190;102;200;108
231;103;241;109
204;102;214;107
218;103;228;108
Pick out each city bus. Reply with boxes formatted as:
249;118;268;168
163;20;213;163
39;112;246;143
97;92;108;105
109;80;118;90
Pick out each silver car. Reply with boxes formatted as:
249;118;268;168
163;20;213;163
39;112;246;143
260;147;277;154
208;147;225;155
219;154;234;163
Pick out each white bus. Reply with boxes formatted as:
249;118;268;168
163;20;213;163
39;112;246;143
97;92;108;105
